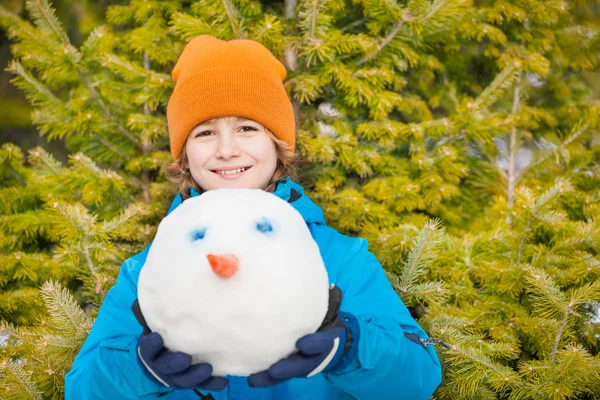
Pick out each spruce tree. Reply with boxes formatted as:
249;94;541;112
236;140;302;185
0;0;599;398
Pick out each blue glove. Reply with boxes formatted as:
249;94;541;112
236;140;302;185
248;285;354;387
132;300;227;392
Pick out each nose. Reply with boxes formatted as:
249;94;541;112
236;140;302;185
216;135;240;160
207;254;239;279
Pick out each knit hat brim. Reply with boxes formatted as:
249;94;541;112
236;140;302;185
167;66;295;159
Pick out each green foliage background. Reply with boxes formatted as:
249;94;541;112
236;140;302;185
0;0;599;399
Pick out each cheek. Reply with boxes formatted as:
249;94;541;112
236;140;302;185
185;143;211;170
247;138;277;166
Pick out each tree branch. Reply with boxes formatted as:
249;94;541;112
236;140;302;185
222;0;242;38
517;216;531;264
341;16;370;32
31;0;70;46
550;305;570;362
81;72;143;151
141;53;152;203
42;282;80;331
82;237;97;279
418;0;447;23
506;72;522;225
89;131;129;160
309;0;318;41
2;360;41;400
357;20;404;66
519;122;590;180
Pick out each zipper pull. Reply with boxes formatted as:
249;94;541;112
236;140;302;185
404;333;451;350
421;337;451;349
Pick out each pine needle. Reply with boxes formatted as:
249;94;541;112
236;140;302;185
0;359;43;400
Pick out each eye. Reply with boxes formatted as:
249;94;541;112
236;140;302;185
194;130;214;138
256;218;273;233
190;228;206;241
240;126;258;133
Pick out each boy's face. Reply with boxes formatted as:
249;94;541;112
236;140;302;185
184;116;278;191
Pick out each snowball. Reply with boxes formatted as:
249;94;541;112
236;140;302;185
138;188;330;376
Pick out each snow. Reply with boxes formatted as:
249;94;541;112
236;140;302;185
138;188;330;376
592;303;600;324
0;332;8;348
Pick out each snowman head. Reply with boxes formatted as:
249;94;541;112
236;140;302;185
138;188;330;375
140;188;327;314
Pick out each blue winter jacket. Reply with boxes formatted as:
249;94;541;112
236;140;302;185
65;178;442;399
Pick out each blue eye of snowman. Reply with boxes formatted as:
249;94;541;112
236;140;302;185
256;218;273;234
190;228;206;242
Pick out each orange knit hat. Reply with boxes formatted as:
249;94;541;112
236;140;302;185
166;35;295;159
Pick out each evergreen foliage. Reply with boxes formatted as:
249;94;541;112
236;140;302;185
1;281;93;399
0;0;599;398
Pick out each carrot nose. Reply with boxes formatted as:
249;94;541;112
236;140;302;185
207;254;239;279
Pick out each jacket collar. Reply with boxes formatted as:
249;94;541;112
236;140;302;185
165;177;326;225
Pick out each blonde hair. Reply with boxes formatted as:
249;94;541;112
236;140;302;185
165;126;299;199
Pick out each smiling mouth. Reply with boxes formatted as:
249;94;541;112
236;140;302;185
211;166;252;176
